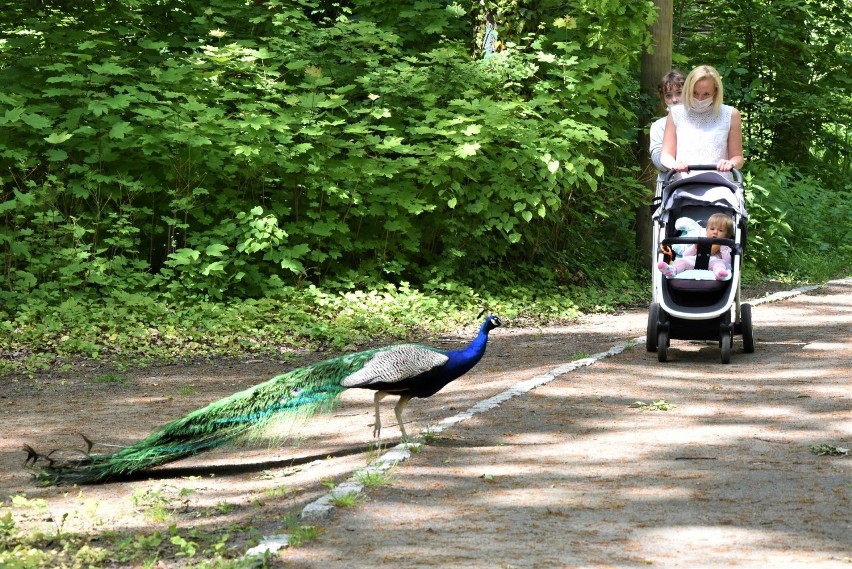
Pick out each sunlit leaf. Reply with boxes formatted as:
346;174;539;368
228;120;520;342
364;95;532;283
455;142;480;157
44;132;73;144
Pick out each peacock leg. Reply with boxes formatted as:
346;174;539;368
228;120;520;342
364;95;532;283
373;392;390;439
393;395;413;440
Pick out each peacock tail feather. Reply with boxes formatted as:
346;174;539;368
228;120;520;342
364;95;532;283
34;348;388;485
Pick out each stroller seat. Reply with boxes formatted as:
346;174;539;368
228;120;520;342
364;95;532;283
668;270;729;292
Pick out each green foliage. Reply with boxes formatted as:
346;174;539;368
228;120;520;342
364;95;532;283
281;516;322;548
809;444;849;457
354;467;396;487
0;0;653;308
0;270;647;375
744;161;852;274
131;488;173;523
329;491;362;508
673;0;852;198
0;487;254;568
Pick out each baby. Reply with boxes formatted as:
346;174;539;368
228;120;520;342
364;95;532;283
658;213;733;281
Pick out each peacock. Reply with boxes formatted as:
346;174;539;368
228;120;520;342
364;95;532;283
25;315;501;485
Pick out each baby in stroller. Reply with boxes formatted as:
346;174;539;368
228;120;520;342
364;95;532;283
658;213;734;280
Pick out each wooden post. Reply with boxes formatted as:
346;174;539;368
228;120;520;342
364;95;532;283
636;0;673;270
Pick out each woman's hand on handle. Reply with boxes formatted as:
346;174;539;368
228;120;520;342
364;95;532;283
672;160;690;172
716;159;735;172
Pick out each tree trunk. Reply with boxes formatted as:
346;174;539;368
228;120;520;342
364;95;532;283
636;0;673;270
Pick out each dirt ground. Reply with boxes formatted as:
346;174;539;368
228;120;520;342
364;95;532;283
1;278;850;568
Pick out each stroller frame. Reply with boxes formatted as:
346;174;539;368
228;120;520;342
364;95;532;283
646;165;755;363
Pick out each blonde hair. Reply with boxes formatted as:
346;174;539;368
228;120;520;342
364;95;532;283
707;213;734;237
682;65;724;115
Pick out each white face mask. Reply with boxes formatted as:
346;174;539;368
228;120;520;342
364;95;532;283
690;97;714;113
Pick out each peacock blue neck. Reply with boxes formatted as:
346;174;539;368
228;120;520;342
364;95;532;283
444;320;492;372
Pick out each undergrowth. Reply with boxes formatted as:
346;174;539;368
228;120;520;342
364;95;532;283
0;261;649;376
2;252;850;377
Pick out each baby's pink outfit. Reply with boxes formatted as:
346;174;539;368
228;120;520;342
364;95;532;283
658;244;732;281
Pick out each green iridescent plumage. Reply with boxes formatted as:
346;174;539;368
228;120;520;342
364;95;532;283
31;350;380;485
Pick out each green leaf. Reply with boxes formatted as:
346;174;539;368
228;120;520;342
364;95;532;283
0;197;17;214
3;107;24;123
201;261;226;276
168;249;201;266
21;113;52;129
46;149;68;161
44;132;74;144
139;39;169;50
205;244;229;257
109;121;132;139
89;62;132;75
455;143;480;158
810;444;849;456
88;100;110;116
45;73;86;84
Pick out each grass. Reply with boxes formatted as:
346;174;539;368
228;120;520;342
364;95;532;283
95;372;128;385
281;516;322;548
329;492;362;508
0;511;251;568
354;467;396;488
0;266;650;377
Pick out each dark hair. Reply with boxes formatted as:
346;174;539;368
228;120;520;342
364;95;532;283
658;70;686;96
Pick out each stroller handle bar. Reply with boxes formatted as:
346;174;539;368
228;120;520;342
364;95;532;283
664;165;743;185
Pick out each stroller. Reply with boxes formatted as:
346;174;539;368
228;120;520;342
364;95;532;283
646;165;755;363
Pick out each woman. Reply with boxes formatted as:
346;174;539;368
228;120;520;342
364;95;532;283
660;65;744;176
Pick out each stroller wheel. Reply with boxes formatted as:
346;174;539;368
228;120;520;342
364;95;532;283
657;327;669;362
741;303;755;353
720;331;732;364
647;303;662;352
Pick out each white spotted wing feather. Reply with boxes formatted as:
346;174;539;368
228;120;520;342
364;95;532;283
340;345;448;387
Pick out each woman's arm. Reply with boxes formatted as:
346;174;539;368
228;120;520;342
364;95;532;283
718;108;745;172
650;116;667;172
660;113;688;172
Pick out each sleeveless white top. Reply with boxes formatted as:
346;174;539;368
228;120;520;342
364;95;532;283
671;103;733;178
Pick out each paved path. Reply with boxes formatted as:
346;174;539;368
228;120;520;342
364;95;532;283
272;279;852;568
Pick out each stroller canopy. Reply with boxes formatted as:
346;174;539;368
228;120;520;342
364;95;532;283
654;171;747;223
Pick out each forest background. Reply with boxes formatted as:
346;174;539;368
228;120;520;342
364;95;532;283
0;0;850;374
